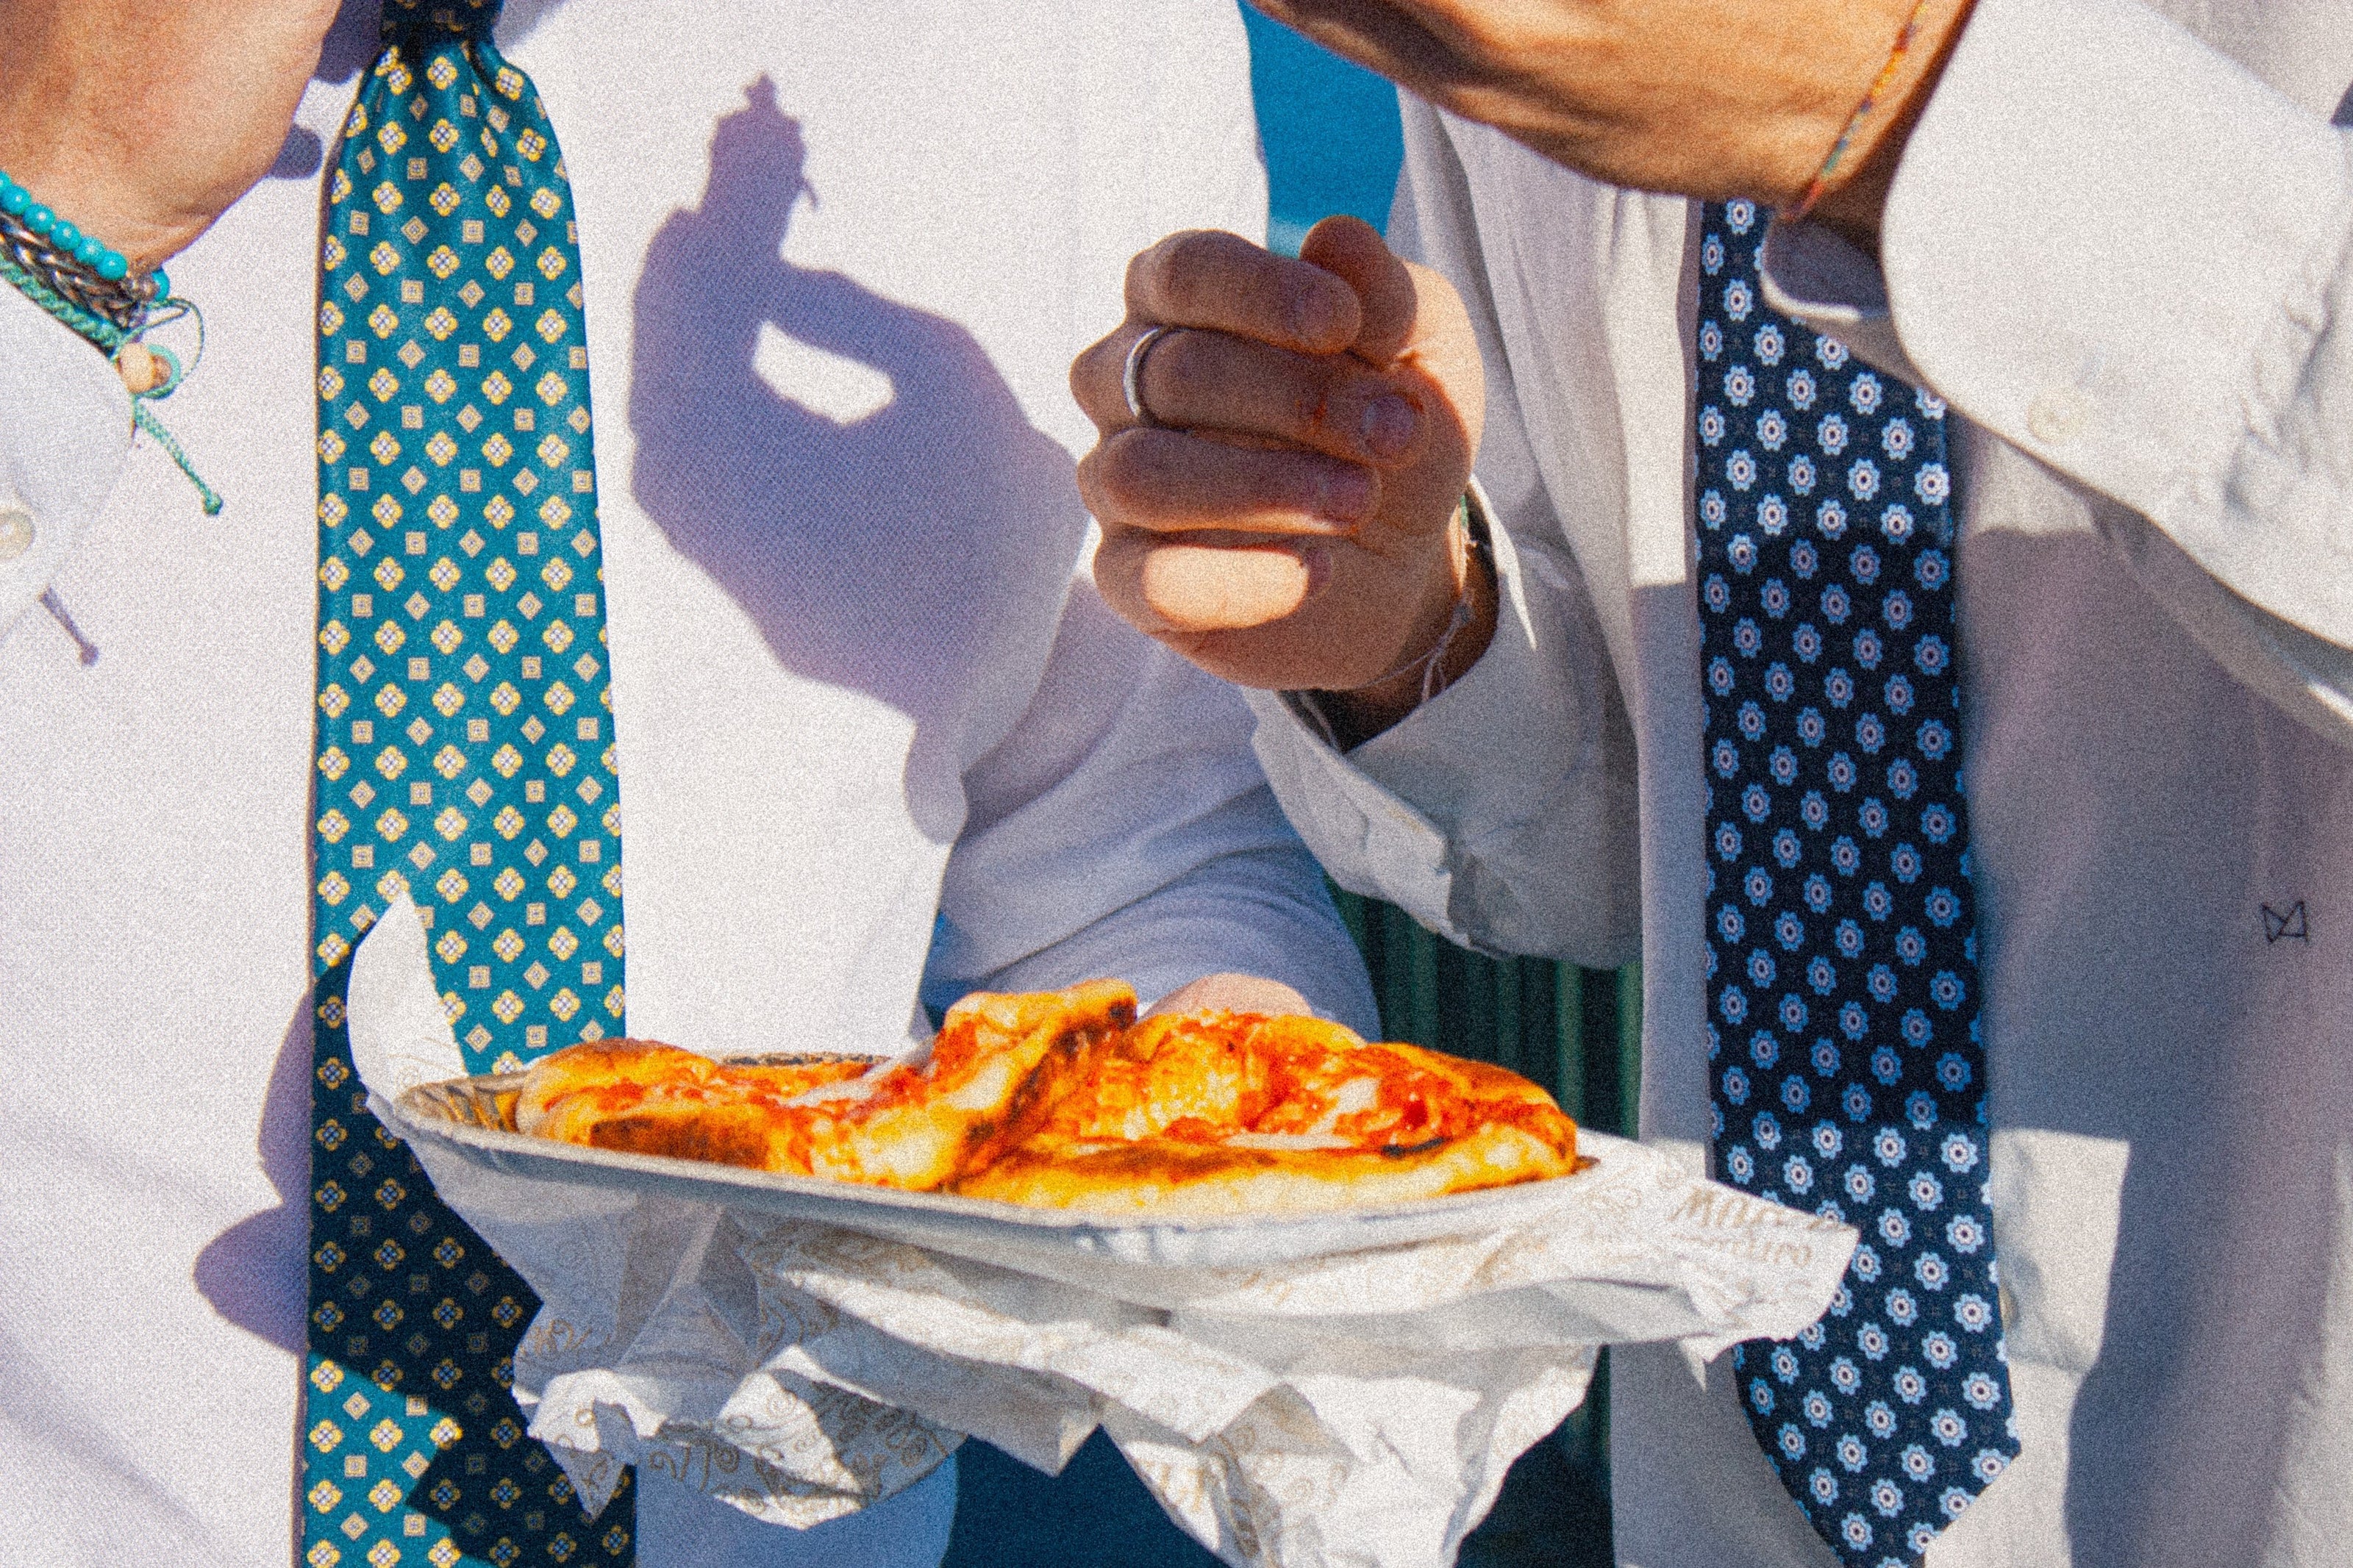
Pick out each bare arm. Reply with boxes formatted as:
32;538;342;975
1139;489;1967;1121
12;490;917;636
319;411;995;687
0;0;339;268
1243;0;1976;255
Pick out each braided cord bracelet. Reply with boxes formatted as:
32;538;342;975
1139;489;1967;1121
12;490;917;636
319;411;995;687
1787;0;1940;224
0;168;221;514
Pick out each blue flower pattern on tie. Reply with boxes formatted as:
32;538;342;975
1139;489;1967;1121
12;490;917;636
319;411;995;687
1697;201;2018;1567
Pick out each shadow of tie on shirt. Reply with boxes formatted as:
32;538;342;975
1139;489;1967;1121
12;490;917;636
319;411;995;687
626;79;1090;842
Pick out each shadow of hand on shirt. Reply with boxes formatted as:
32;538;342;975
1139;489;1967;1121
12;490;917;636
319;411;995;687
627;79;1089;840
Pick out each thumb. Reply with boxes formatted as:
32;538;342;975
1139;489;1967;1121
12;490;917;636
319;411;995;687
1297;214;1418;365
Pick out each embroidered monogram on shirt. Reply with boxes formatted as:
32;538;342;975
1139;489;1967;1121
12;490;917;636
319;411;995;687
2261;901;2309;944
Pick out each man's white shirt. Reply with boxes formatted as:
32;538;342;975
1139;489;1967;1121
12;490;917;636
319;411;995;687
1248;0;2353;1564
0;3;1377;1564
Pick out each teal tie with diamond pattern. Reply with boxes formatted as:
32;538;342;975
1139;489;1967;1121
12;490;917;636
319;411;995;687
303;2;632;1564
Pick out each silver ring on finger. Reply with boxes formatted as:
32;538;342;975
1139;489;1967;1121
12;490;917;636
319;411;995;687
1121;324;1179;430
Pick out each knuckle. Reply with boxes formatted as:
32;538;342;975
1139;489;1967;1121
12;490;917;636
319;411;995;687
1155;229;1246;310
1115;242;1162;305
1070;336;1120;415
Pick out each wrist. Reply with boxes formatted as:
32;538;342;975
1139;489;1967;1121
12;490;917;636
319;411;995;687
0;148;183;271
1794;0;1977;257
1307;494;1499;750
0;168;171;335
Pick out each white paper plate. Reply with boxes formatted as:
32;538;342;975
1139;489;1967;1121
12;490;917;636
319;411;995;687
382;1075;1625;1275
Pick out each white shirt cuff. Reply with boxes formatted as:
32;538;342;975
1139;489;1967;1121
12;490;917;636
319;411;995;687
1871;0;2353;646
1758;218;1914;382
0;284;132;645
1245;481;1640;963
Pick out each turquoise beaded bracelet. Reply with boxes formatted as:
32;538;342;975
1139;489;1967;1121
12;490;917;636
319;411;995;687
0;165;219;514
0;170;132;279
0;168;165;326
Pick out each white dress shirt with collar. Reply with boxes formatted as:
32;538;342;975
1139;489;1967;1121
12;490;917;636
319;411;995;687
1246;0;2353;1563
0;2;1376;1564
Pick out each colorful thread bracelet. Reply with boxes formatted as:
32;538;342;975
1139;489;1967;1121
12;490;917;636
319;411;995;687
0;167;218;513
1788;0;1940;223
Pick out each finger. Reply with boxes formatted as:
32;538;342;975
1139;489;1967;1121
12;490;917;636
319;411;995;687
1126;228;1362;355
1298;215;1419;365
1143;973;1313;1019
1080;429;1377;536
1390;254;1489;445
1071;321;1219;436
1070;323;1135;434
1081;323;1426;463
1094;529;1327;636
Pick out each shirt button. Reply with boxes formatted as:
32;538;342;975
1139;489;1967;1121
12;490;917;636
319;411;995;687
0;504;33;563
2026;389;2091;445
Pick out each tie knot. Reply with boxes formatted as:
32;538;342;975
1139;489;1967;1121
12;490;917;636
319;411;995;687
380;0;504;45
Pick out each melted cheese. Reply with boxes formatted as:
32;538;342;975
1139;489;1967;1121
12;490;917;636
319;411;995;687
513;990;1578;1213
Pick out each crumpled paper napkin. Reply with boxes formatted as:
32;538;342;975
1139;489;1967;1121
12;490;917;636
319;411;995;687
353;895;1854;1568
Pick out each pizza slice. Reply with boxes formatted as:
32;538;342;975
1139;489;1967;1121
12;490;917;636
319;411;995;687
511;979;1137;1188
948;1010;1579;1215
509;987;1577;1214
513;1041;876;1169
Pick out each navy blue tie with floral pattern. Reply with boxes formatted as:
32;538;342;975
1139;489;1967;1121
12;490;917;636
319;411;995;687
1696;201;2018;1567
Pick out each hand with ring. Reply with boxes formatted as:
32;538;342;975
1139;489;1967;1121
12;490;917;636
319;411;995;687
1071;217;1490;724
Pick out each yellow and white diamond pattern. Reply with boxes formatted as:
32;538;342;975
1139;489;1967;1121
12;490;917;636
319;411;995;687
304;7;633;1564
